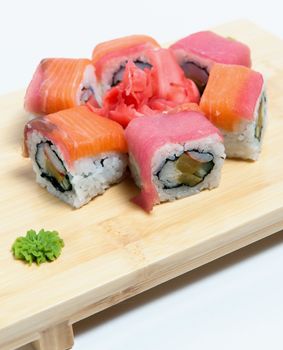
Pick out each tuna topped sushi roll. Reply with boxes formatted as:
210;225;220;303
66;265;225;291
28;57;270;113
92;35;160;100
25;58;98;116
200;63;267;160
125;111;225;212
24;106;128;208
170;31;251;94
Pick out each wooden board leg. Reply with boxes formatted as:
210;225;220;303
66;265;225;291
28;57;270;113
32;322;74;350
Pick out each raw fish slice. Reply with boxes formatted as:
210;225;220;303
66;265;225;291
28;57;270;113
170;31;251;93
125;112;224;212
200;64;264;130
200;63;266;160
24;106;128;208
25;59;98;116
24;106;127;168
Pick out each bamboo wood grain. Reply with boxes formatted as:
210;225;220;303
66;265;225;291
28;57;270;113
1;20;283;350
32;323;74;350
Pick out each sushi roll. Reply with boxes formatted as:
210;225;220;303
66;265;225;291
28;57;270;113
25;58;98;116
200;63;267;160
92;35;160;100
170;31;251;94
24;106;128;208
125;111;225;212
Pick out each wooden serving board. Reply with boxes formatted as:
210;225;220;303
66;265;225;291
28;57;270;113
1;20;283;350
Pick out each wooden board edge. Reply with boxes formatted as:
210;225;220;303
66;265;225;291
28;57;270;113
70;217;283;324
1;322;74;350
2;215;282;350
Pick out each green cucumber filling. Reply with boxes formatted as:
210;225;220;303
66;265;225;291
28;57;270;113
255;94;266;141
35;141;72;193
157;150;214;189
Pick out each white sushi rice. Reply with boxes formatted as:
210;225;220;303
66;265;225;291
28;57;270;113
27;131;128;208
129;134;225;204
76;64;100;106
222;88;267;161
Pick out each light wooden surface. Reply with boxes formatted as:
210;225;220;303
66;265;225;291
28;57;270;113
1;20;283;350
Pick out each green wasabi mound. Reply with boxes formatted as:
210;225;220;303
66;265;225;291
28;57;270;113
12;229;64;265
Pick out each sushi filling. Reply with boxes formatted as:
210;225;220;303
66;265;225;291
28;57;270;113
255;93;266;141
111;60;152;86
35;142;72;193
180;61;209;94
80;86;95;103
156;150;214;189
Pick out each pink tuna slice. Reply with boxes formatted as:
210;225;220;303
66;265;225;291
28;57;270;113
125;111;223;212
170;31;251;70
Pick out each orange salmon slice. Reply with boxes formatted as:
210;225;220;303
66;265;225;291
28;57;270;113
24;59;96;116
200;63;264;131
24;106;128;167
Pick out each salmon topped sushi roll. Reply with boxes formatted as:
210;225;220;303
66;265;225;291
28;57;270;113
92;35;160;100
200;63;267;160
24;106;128;208
170;31;251;94
25;58;98;116
125;111;225;212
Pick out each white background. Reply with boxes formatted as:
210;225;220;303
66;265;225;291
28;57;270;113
1;1;282;349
